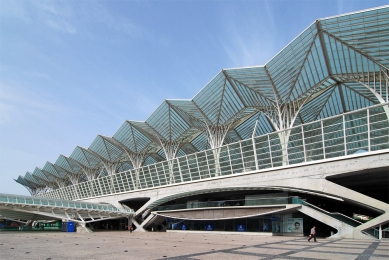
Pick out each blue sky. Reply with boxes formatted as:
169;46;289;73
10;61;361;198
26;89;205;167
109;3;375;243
1;0;388;196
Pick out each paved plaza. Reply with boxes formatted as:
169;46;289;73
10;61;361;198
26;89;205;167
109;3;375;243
0;231;388;260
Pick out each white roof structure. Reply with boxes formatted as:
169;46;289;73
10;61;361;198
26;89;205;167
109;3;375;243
15;6;389;196
0;193;133;224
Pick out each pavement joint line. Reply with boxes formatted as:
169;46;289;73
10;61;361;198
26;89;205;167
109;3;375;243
257;238;343;260
355;241;380;260
370;254;389;257
156;238;304;260
157;238;333;260
1;232;386;260
157;238;385;260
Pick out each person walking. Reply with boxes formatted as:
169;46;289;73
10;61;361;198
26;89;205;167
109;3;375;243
308;226;317;242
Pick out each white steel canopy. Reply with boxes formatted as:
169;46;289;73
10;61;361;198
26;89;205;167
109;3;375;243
16;6;389;195
0;193;133;224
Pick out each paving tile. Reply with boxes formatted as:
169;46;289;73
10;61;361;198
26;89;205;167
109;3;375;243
289;251;358;260
376;245;389;250
191;252;265;260
322;243;368;249
235;247;291;255
370;257;389;260
284;241;311;244
373;249;389;255
0;231;384;260
287;239;313;242
332;241;372;245
309;246;364;253
261;244;308;249
341;239;373;242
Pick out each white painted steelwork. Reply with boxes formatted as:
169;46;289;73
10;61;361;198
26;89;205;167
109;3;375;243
34;103;389;201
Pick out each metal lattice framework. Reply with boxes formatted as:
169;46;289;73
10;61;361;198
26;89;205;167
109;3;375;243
30;103;389;200
15;6;389;196
0;193;133;225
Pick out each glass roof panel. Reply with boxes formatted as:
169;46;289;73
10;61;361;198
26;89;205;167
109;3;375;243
14;6;389;192
144;155;158;166
24;172;43;187
290;37;329;102
228;76;273;109
52;164;73;179
33;168;49;181
113;121;157;153
117;162;133;172
193;72;244;125
266;24;318;103
341;83;376;111
225;67;273;94
324;33;381;76
320;6;389;68
299;83;339;123
180;142;200;155
236;112;274;139
70;146;101;169
168;100;206;130
15;175;36;190
146;101;191;141
168;100;205;122
42;162;64;179
190;133;210;152
55;155;76;174
32;168;57;188
56;155;84;176
89;135;125;162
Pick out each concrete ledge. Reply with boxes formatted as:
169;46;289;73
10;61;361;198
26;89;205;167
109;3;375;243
166;230;291;236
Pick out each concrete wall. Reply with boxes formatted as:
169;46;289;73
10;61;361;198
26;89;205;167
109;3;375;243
81;150;389;238
154;205;298;220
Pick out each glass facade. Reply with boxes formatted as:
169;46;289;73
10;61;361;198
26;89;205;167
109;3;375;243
14;6;389;203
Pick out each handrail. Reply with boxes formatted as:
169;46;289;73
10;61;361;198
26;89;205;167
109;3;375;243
301;200;363;227
154;196;300;211
0;193;134;213
34;103;389;201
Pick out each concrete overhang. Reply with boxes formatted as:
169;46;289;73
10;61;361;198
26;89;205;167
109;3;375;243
152;204;301;221
146;187;344;210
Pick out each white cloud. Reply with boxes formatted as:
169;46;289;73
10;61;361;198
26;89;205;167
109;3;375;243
0;82;69;126
31;0;77;34
78;2;143;38
0;0;30;21
0;102;13;125
219;4;278;67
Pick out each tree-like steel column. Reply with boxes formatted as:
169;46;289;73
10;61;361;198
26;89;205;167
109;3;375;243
126;152;146;189
204;125;231;176
159;140;181;184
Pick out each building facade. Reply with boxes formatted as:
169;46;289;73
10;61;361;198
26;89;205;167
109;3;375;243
14;6;389;238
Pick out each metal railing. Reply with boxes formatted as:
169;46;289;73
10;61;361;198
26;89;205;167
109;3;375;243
0;193;133;213
154;197;299;211
0;226;62;232
301;200;363;227
362;227;380;239
38;103;389;201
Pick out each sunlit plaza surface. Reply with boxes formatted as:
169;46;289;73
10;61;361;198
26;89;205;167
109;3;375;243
0;231;388;260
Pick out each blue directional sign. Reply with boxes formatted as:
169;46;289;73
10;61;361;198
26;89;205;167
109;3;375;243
205;224;214;231
236;224;246;232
